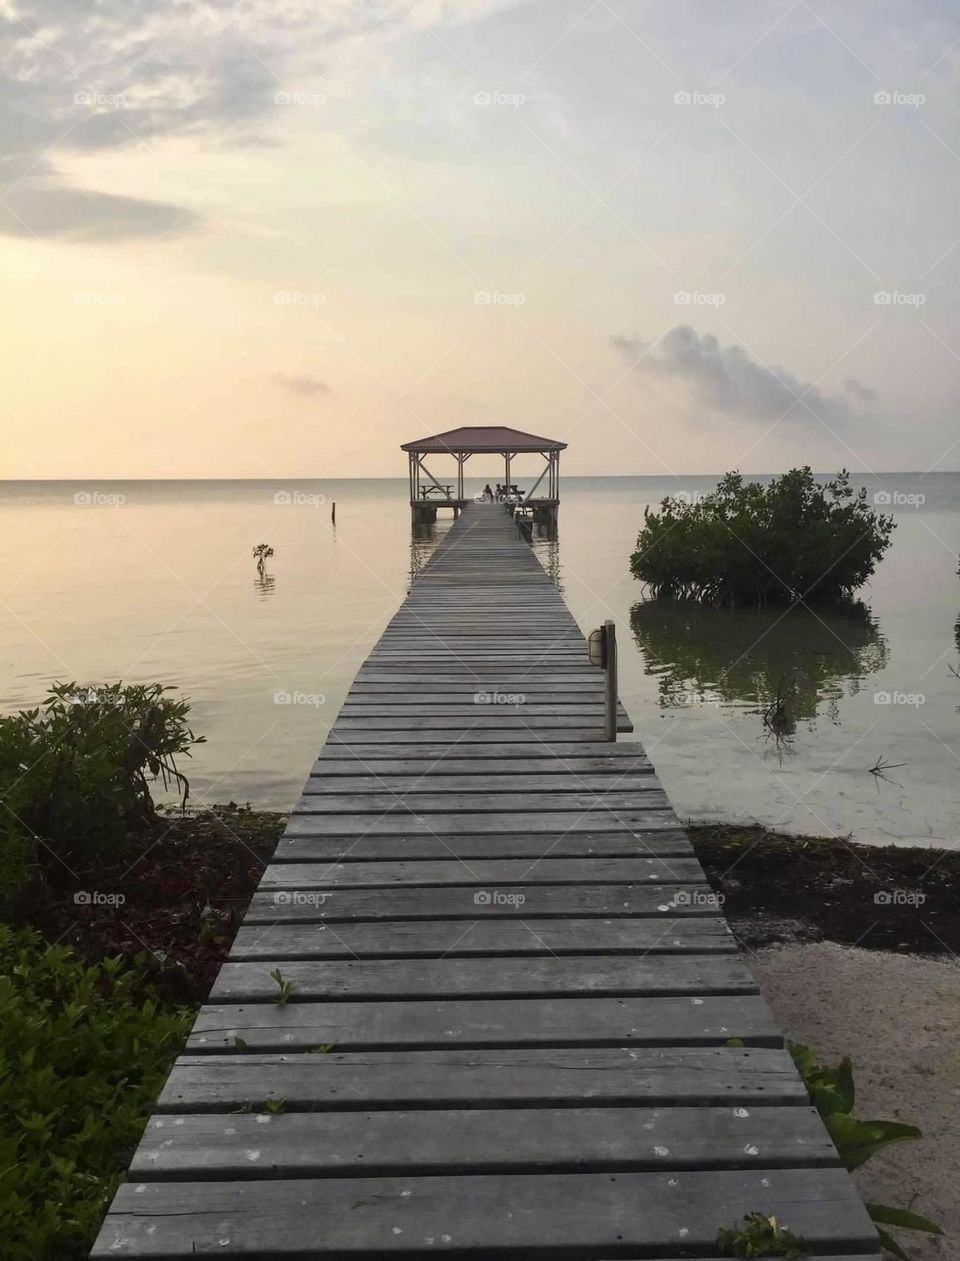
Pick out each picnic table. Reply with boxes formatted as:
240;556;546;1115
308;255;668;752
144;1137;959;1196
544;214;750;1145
420;485;454;499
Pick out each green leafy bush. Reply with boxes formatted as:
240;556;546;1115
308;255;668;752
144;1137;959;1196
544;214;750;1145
630;468;895;606
0;682;204;903
0;927;191;1260
790;1042;943;1259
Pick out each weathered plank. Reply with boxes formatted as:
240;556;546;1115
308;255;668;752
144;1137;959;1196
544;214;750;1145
229;918;735;960
272;830;694;861
303;772;657;792
132;1105;835;1178
317;740;650;761
187;994;782;1052
283;809;681;834
260;857;706;888
93;1167;877;1258
156;1047;808;1112
209;955;758;1002
291;790;671;813
310;755;653;776
244;884;718;923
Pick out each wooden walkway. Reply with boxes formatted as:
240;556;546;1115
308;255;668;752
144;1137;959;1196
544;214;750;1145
94;504;879;1258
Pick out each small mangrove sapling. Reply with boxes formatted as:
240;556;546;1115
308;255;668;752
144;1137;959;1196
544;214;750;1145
253;543;274;573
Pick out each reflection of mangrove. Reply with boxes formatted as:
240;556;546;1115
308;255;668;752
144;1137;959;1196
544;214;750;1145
254;572;275;599
630;599;888;732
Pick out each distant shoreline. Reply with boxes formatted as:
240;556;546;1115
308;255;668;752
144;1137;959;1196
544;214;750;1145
2;472;958;485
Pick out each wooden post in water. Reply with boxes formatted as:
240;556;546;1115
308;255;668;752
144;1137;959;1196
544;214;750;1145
603;619;617;742
331;501;336;525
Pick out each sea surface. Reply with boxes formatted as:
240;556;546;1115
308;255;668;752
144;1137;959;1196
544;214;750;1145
1;475;957;846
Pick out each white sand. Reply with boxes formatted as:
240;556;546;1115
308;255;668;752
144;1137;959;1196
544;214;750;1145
750;942;960;1260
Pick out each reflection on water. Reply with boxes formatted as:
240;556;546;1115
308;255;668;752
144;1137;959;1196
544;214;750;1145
1;476;956;842
629;599;889;733
253;571;276;600
531;526;561;588
409;518;451;585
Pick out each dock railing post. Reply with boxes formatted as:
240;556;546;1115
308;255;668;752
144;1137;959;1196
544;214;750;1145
603;620;617;742
589;621;618;742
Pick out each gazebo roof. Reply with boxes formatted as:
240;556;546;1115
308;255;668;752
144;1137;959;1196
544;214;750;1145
401;425;567;454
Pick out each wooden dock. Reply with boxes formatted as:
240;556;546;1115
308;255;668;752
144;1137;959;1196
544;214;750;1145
94;503;879;1258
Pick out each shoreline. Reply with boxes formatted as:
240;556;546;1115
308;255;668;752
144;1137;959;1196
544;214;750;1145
688;823;959;956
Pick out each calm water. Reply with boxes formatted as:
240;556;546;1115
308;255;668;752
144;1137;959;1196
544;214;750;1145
1;476;958;845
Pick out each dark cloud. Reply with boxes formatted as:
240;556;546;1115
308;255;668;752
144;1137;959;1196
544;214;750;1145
0;176;200;239
0;2;517;241
271;372;330;395
0;1;323;240
844;378;878;404
611;325;851;426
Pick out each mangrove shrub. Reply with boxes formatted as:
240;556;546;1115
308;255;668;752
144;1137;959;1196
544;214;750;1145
630;468;895;605
0;682;204;903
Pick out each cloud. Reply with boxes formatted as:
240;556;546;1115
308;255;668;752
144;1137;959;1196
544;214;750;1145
0;174;200;240
610;325;851;426
271;372;330;395
0;2;525;242
844;377;878;404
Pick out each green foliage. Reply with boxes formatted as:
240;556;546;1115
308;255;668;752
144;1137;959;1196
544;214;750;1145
270;967;297;1006
0;681;204;904
717;1212;808;1258
865;1204;946;1261
630;468;895;606
0;927;191;1260
789;1042;943;1257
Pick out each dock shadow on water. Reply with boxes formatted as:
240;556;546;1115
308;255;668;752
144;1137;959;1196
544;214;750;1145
629;599;889;744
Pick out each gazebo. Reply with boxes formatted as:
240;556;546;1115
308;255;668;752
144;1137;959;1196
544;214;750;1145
401;425;567;525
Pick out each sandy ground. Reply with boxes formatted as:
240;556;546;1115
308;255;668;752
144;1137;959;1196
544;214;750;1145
750;943;960;1260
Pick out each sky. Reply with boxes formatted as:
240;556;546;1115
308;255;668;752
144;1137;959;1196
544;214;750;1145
1;0;959;479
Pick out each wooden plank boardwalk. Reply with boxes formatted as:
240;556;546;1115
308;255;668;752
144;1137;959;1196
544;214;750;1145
94;503;879;1258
